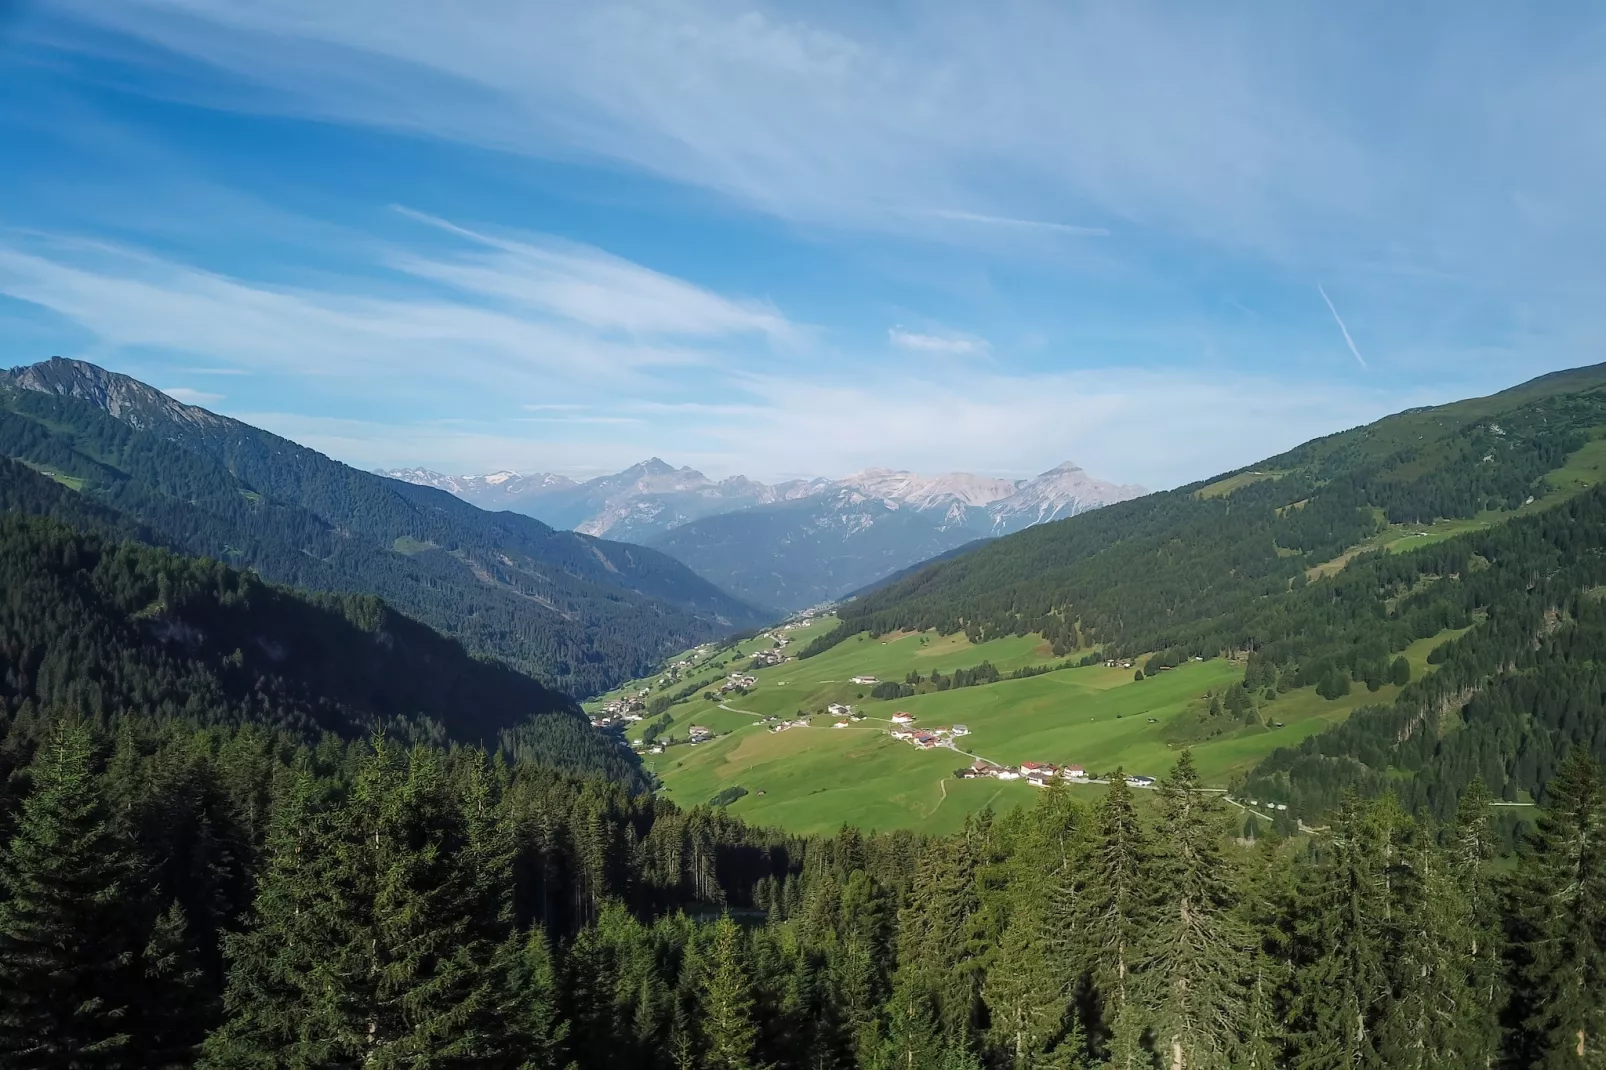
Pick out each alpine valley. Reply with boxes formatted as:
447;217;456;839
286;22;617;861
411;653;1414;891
384;458;1144;611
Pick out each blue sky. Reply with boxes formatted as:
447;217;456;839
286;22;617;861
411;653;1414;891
2;2;1604;488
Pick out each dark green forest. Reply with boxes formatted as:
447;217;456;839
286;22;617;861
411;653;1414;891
0;358;768;696
0;510;636;785
2;703;1604;1069
806;368;1606;820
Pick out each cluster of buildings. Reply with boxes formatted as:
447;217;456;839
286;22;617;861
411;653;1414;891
592;692;649;728
885;713;971;750
687;725;713;743
720;672;758;694
827;703;868;727
749;630;795;668
956;760;1156;789
769;717;812;733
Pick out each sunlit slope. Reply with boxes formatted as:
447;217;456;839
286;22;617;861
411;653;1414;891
645;617;1462;834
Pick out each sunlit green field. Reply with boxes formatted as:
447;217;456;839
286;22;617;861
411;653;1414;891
643;625;1466;836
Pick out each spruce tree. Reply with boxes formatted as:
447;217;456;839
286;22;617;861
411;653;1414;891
0;719;138;1069
1508;749;1606;1069
701;916;760;1070
880;973;944;1070
136;900;214;1069
1081;772;1150;1067
204;740;517;1067
1142;751;1246;1070
1286;794;1392;1070
492;929;567;1070
200;766;335;1066
1451;778;1505;1068
984;898;1070;1067
1374;819;1483;1070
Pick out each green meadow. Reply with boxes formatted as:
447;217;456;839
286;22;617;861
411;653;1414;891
636;616;1466;836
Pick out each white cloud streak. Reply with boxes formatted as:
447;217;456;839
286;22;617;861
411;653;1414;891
161;386;225;404
1317;284;1368;370
0;222;793;390
920;209;1110;237
391;209;793;340
888;326;988;355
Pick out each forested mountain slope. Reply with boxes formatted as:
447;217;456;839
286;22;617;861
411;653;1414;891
0;506;638;782
0;358;768;695
807;363;1606;817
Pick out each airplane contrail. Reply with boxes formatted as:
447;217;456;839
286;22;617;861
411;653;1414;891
1317;284;1367;370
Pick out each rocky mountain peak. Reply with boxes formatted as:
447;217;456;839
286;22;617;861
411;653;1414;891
5;356;228;434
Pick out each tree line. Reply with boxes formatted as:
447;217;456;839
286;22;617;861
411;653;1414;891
3;705;1604;1069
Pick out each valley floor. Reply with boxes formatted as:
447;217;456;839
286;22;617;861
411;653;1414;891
592;615;1463;836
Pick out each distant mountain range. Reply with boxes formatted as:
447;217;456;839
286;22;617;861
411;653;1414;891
383;458;1145;611
0;358;768;697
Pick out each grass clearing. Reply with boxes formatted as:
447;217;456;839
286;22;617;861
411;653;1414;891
617;611;1469;835
17;458;86;491
1196;470;1284;499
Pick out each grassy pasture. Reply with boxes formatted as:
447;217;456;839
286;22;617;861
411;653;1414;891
644;626;1466;835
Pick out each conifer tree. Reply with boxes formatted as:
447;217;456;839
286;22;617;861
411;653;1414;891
1080;772;1150;1067
1507;749;1606;1069
1451;778;1505;1068
0;719;138;1069
204;740;517;1067
984;898;1069;1067
879;974;944;1070
492;929;567;1070
701;916;761;1070
200;765;333;1066
137;900;214;1069
1237;840;1292;1070
1142;751;1246;1070
1287;793;1392;1070
1375;819;1483;1070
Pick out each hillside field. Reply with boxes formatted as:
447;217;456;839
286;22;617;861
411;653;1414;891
623;613;1461;836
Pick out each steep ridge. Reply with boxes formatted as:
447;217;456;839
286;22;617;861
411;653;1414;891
0;358;768;696
803;362;1606;817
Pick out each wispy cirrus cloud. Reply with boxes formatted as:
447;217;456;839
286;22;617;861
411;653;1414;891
161;386;224;404
918;209;1110;237
0;218;794;391
391;209;793;340
46;1;1604;268
888;326;989;356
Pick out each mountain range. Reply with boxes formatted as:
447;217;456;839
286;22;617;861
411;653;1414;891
0;357;768;697
383;458;1144;611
